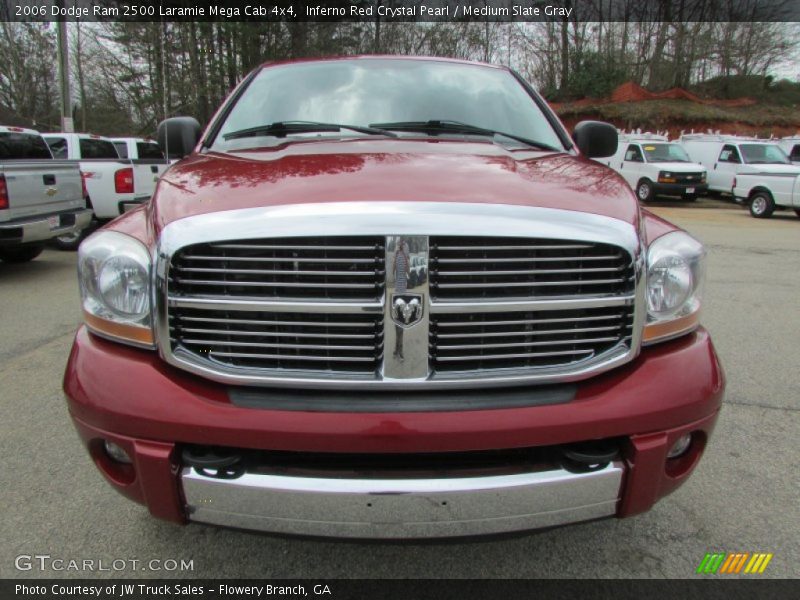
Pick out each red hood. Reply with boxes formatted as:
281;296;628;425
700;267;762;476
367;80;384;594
151;139;639;234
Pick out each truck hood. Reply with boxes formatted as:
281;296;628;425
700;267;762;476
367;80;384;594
740;164;800;175
648;161;705;172
151;139;639;233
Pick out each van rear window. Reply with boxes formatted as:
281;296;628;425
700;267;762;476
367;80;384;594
0;132;53;160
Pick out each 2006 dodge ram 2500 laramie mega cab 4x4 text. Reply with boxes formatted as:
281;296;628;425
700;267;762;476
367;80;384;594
63;57;725;538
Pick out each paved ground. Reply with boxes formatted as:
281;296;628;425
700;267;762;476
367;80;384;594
1;206;798;579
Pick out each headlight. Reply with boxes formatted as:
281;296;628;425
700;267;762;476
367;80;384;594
78;231;154;347
643;231;705;344
658;171;676;183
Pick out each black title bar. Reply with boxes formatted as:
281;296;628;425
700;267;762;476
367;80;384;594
3;0;800;22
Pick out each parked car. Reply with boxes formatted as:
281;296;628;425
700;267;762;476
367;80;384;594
599;133;707;201
0;126;92;262
64;57;724;539
43;132;148;249
777;136;800;165
110;137;170;201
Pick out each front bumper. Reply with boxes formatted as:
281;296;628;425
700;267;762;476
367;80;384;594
652;182;708;197
64;327;724;538
0;208;93;245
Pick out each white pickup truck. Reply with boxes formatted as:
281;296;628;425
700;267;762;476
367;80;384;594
43;132;151;249
110;137;169;201
0;126;92;262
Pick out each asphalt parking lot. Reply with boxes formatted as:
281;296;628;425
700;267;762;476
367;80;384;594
1;204;798;579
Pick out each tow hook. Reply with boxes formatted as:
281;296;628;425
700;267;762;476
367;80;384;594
559;441;620;473
181;446;244;479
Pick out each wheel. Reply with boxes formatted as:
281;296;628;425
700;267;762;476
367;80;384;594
636;179;654;202
749;192;775;218
53;227;90;251
794;209;800;218
0;244;45;263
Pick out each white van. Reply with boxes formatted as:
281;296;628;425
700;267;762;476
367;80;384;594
777;137;800;165
599;133;707;202
680;134;798;193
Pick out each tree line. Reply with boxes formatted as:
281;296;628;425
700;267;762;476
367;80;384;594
0;19;796;136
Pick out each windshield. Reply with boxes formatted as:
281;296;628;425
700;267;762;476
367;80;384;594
213;59;565;151
641;143;690;163
739;144;790;165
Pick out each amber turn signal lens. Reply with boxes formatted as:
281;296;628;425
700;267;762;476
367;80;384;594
642;311;700;344
83;311;154;347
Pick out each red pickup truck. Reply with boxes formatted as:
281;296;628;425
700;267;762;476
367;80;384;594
63;57;724;538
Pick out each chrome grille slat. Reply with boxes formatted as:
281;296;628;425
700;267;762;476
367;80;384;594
174;279;379;289
435;244;595;251
436;314;624;327
179;327;376;339
174;267;382;277
435;278;631;289
182;340;374;351
436;349;596;362
435;336;623;350
435;255;623;263
436;266;627;276
436;325;629;339
171;316;376;328
181;256;380;264
209;351;378;363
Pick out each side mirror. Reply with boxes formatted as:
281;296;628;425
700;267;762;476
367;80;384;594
157;117;201;160
572;121;618;158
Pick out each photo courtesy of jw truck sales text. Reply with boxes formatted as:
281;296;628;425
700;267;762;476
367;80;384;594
1;0;798;593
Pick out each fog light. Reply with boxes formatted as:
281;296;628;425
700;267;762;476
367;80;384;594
667;433;692;459
104;440;132;464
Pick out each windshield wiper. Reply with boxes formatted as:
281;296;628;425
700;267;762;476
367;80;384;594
369;119;561;152
223;121;397;141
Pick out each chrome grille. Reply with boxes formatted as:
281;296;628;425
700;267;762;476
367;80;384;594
429;236;634;301
431;306;634;372
158;203;643;388
169;308;383;373
169;236;385;302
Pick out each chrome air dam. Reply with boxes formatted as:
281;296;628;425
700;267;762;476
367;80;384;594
182;461;624;538
156;202;645;389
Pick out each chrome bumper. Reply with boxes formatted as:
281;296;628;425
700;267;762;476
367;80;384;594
182;462;624;538
0;208;93;244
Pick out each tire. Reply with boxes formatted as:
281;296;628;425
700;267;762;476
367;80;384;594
794;209;800;218
636;179;654;202
749;192;775;218
0;244;45;263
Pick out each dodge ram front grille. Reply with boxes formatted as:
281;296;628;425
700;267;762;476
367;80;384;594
158;203;643;388
431;306;635;372
429;236;635;301
169;236;385;302
169;308;383;373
